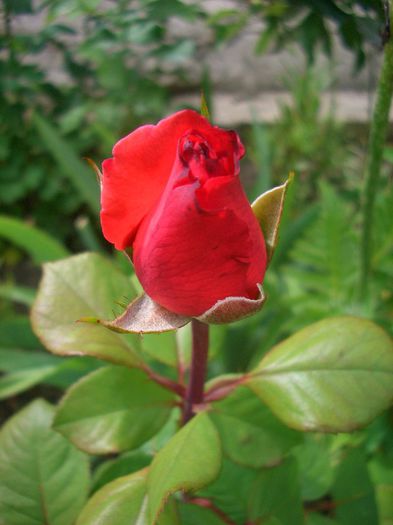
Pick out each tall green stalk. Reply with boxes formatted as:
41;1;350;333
359;0;393;299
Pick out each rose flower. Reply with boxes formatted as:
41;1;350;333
100;109;267;319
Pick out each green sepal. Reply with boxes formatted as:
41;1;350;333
251;173;293;263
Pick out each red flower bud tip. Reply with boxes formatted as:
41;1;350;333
100;109;267;317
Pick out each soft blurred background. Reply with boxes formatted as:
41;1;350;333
1;2;393;519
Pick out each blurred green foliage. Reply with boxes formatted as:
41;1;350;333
0;0;201;247
209;0;384;69
0;0;385;248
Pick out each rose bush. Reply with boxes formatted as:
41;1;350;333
100;109;267;317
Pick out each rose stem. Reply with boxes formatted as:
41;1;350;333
359;0;393;300
182;319;209;424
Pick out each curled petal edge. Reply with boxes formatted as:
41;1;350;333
81;286;266;334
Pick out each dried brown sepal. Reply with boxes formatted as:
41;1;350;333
197;285;266;325
85;293;190;334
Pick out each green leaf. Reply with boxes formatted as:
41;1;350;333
92;451;152;492
31;253;143;368
0;284;36;306
199;458;259;523
306;515;338;525
332;448;378;525
200;91;211;120
293;435;335;501
0;215;69;264
0;316;43;350
178;502;227;524
147;412;221;524
54;366;175;454
247;316;393;432
370;457;393;525
0;348;65;399
32;112;100;214
0;365;57;399
284;182;359;321
248;457;303;525
376;485;393;525
77;469;179;525
141;332;178;366
0;399;89;525
255;26;275;54
251;174;293;263
0;348;62;373
211;386;302;468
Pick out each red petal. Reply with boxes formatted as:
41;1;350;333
100;110;214;250
133;157;266;317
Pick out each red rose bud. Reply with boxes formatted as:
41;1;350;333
100;110;267;317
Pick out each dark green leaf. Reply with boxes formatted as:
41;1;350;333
332;448;378;525
0;347;62;373
306;514;338;525
178;501;227;524
32;113;100;214
0;284;35;306
211;386;302;468
0;215;69;264
0;348;65;399
198;458;258;523
293;435;334;501
0;365;57;399
0;316;44;350
92;451;152;492
248;457;303;525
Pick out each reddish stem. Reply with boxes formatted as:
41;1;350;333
143;366;185;397
186;497;237;525
204;374;250;402
182;319;209;424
